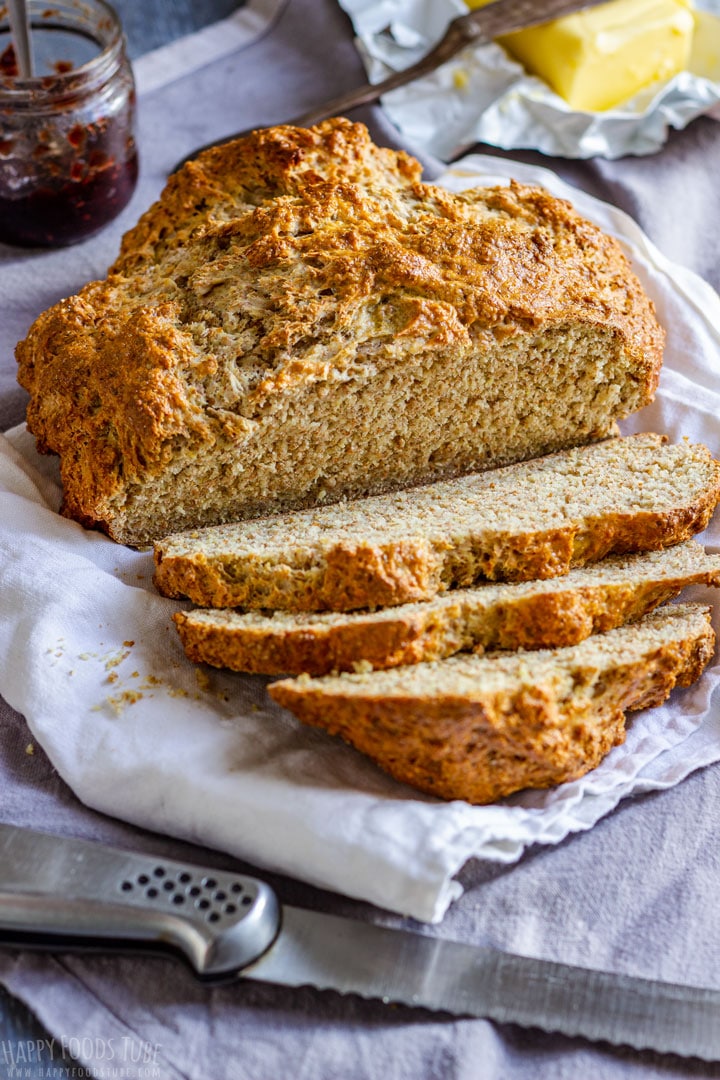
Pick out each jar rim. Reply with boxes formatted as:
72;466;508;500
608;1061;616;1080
0;0;126;101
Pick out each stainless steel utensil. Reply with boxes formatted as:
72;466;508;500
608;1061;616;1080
7;0;33;78
174;0;610;168
1;823;719;1062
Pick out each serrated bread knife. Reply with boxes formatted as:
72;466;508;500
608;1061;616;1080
0;824;719;1062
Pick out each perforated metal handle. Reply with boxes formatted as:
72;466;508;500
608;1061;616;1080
0;824;280;976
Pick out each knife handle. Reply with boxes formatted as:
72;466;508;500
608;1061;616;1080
0;824;280;977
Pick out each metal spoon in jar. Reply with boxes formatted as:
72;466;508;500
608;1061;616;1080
8;0;34;78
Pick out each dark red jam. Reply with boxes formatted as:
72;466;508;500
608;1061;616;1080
0;3;138;248
0;129;138;247
0;43;18;77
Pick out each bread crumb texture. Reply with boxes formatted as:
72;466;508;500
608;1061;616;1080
17;119;663;546
269;604;716;804
154;434;720;611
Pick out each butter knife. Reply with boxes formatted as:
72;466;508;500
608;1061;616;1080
0;824;719;1062
177;0;610;164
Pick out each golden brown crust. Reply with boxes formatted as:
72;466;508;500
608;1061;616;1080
268;606;715;804
111;120;424;274
172;547;720;675
19;296;211;531
175;604;453;675
16;118;664;546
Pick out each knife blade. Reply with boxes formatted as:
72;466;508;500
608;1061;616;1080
0;823;718;1062
175;0;612;166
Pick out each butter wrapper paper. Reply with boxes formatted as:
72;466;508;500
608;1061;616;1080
338;0;720;159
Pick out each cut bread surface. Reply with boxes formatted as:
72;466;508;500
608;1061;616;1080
268;604;716;804
154;434;720;612
172;541;720;675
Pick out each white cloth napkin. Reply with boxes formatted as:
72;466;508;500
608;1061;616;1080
1;157;719;924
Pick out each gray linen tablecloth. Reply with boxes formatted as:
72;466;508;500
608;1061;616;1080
1;1;720;1076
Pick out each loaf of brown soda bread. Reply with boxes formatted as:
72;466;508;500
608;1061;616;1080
16;119;663;546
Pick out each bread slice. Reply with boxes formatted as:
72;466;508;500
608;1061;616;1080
173;541;720;675
268;603;716;804
154;434;720;612
16;119;663;546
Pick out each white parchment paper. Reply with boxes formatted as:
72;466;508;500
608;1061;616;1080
339;0;720;159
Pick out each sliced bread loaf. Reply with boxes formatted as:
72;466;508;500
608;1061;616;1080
268;603;716;804
173;541;720;675
154;434;720;612
17;119;663;546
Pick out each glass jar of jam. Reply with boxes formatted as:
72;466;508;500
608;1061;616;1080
0;0;138;247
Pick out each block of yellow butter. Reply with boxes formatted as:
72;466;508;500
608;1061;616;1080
465;0;695;111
